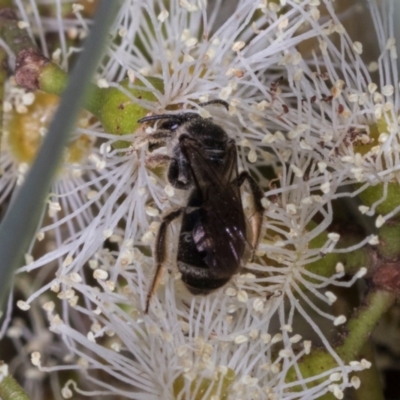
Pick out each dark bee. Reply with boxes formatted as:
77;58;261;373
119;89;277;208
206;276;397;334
138;101;264;313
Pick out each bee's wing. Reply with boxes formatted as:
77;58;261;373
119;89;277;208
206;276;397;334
181;137;241;205
180;137;251;275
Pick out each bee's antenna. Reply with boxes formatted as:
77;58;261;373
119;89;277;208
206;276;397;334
138;114;175;124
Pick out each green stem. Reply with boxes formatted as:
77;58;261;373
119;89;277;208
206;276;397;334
329;286;384;399
0;375;30;400
0;9;34;54
352;341;384;400
287;289;394;396
337;289;395;361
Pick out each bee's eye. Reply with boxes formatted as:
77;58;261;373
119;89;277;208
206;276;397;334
160;119;180;131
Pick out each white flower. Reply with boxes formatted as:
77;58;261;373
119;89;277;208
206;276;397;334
270;0;400;222
2;275;69;399
5;1;397;399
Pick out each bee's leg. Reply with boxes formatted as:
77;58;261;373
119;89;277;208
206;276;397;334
146;129;176;146
145;154;171;169
236;171;264;260
145;208;184;314
149;130;176;141
134;129;176;150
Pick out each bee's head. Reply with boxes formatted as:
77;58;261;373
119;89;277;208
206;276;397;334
137;112;200;132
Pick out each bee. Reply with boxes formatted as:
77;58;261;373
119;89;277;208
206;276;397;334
138;101;264;313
